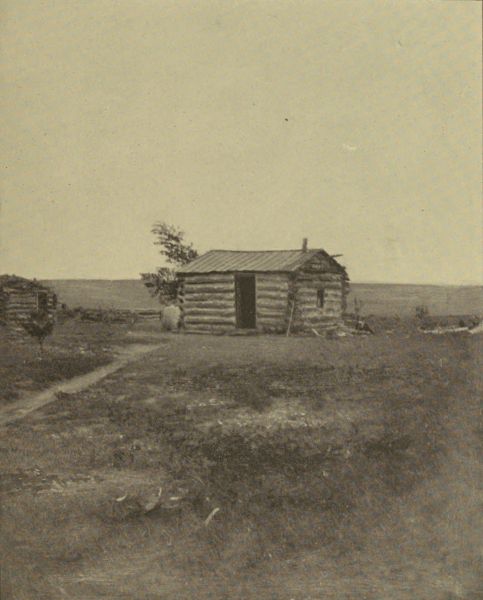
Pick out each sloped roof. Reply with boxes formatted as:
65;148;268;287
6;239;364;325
0;275;49;291
177;249;345;274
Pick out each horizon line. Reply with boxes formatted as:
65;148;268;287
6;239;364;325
36;277;482;287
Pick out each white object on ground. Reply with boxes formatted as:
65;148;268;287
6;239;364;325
204;507;220;526
161;305;180;330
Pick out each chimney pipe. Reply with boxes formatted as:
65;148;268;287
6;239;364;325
302;238;308;252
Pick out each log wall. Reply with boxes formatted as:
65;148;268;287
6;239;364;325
255;273;290;333
291;253;349;332
178;272;291;334
178;274;236;333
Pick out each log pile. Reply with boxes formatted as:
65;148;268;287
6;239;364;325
76;308;161;323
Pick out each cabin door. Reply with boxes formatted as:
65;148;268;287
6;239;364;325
235;274;256;329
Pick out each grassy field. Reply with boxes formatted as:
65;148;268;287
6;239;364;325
43;279;482;316
0;319;481;599
0;320;163;405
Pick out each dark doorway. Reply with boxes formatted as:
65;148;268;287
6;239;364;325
235;274;256;329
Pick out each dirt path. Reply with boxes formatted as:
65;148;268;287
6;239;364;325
0;343;162;426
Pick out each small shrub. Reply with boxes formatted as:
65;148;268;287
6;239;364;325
21;310;54;353
415;304;430;321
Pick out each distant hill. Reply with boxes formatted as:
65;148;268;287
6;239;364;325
42;279;482;317
346;283;481;317
42;279;161;310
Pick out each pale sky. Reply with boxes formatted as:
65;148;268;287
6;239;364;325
1;1;481;284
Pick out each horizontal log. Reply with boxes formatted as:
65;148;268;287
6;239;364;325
298;312;339;320
184;309;236;318
5;305;36;309
183;281;234;289
296;294;318;302
298;298;341;306
296;291;342;304
298;298;341;307
182;301;234;310
256;301;288;310
297;272;342;278
256;274;289;283
296;284;342;293
297;273;342;282
297;295;341;308
183;302;235;311
184;317;236;326
257;294;287;301
182;287;235;295
296;281;342;292
298;313;325;320
297;311;340;319
6;294;41;299
5;295;38;300
257;305;287;314
296;320;340;329
257;281;288;292
257;277;288;284
257;320;286;328
255;291;288;301
257;312;286;320
307;304;341;311
182;295;234;304
257;314;286;323
257;306;287;313
257;288;287;295
184;323;233;332
180;291;234;301
294;317;337;326
178;275;234;284
6;309;43;314
255;285;288;294
5;302;38;307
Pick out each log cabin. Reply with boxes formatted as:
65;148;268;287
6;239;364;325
177;240;349;334
0;275;57;335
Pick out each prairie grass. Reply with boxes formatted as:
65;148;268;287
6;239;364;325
0;320;164;404
0;320;480;599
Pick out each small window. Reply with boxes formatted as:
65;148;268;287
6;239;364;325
316;289;325;308
37;291;48;311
